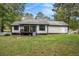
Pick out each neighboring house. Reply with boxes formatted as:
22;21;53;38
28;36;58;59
11;18;68;35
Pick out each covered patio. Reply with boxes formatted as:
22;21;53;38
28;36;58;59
20;25;36;35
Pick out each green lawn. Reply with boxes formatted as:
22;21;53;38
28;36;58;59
0;34;79;56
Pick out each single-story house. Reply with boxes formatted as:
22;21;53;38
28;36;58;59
11;18;68;35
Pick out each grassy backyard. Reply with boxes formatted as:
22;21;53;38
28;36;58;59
0;34;79;56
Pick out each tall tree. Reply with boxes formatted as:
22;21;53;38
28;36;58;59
53;3;79;30
35;12;45;19
0;3;25;32
25;13;33;19
35;12;49;19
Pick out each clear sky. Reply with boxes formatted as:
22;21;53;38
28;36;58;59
24;3;54;18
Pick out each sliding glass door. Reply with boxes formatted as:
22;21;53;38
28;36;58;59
24;25;36;33
24;25;29;32
30;25;36;32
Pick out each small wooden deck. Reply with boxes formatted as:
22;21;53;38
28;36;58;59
20;31;36;36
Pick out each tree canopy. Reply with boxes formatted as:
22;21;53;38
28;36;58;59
35;12;50;19
25;13;33;19
53;3;79;30
0;3;25;32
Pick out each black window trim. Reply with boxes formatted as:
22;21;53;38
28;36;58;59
14;26;19;30
39;25;45;31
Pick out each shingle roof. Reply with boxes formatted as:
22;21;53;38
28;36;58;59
11;19;68;26
48;21;68;26
20;19;48;25
11;21;20;25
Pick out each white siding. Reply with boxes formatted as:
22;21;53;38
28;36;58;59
12;25;68;34
36;25;47;34
48;26;68;33
12;26;20;33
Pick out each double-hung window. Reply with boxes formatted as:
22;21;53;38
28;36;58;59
14;26;19;30
39;25;45;31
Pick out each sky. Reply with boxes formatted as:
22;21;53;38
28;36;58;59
24;3;54;18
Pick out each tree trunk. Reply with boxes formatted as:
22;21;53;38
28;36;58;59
1;18;4;32
66;14;71;33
